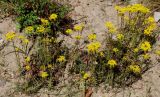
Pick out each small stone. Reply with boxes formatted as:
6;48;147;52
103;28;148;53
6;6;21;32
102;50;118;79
0;79;6;87
154;12;160;22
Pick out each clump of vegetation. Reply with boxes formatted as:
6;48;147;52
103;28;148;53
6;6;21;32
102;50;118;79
2;0;75;94
2;1;160;95
71;4;159;88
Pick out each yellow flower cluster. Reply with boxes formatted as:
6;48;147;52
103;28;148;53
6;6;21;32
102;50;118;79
144;17;156;35
108;59;117;69
127;4;150;13
18;35;29;44
5;32;16;41
25;26;34;33
117;34;124;40
99;51;105;57
18;35;25;39
140;41;151;52
40;71;49;78
105;22;116;33
65;29;73;34
88;33;96;41
41;18;49;26
134;48;139;53
145;17;155;24
42;38;52;43
87;41;101;53
74;24;84;31
25;65;31;71
83;73;90;80
57;56;66;62
75;35;82;40
115;4;150;14
49;13;58;21
113;48;119;53
37;25;45;33
47;64;53;68
15;47;20;51
25;56;30;62
115;6;128;14
129;65;141;74
142;54;150;60
23;39;29;44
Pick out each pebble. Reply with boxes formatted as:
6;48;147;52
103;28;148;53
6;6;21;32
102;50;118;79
0;79;6;87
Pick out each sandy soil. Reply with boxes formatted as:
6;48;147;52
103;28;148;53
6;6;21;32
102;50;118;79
0;0;160;97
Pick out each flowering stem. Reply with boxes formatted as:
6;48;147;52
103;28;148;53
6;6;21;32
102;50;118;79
12;41;21;71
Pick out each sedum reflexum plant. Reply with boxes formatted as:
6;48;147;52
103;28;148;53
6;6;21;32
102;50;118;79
71;4;159;88
3;2;160;95
3;0;75;94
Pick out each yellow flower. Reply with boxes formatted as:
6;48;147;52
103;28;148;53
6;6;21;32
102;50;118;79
18;35;29;44
37;25;45;33
144;28;152;35
127;4;150;13
48;64;52;68
25;57;30;62
40;71;49;78
107;59;117;69
145;17;155;24
75;35;82;40
74;24;84;31
57;56;66;62
25;26;34;33
115;6;127;14
18;35;25;39
115;4;150;14
142;54;150;60
41;18;49;26
113;48;119;53
117;34;124;40
87;41;101;53
49;13;58;21
144;21;156;35
42;38;52;43
5;32;16;41
134;48;139;53
129;65;141;74
99;52;105;57
23;39;29;44
155;50;160;56
105;22;114;28
140;41;151;51
105;22;116;33
88;33;96;41
83;73;90;80
15;47;20;51
144;25;156;35
25;65;31;71
65;29;73;34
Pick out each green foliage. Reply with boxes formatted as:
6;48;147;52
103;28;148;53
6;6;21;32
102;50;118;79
15;0;72;31
2;0;74;94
